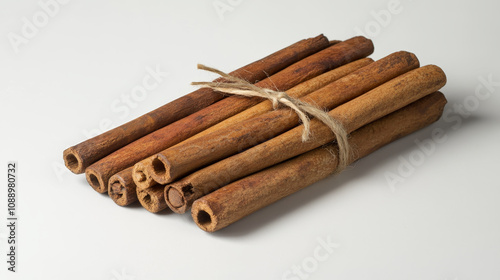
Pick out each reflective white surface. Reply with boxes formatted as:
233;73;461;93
1;0;499;279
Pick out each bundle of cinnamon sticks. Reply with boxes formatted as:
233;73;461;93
64;34;447;232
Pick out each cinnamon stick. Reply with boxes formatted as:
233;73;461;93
85;36;374;193
191;92;448;232
150;51;419;188
135;58;374;190
108;167;137;206
165;64;447;213
62;34;330;174
132;157;157;190
137;185;167;213
179;58;374;144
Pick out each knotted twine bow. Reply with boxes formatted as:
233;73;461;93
192;64;351;172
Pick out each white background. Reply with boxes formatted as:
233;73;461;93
1;0;499;279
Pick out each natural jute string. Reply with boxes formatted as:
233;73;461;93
192;64;351;172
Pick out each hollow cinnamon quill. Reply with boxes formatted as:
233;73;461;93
191;92;448;232
132;158;157;191
108;167;137;206
137;185;167;213
63;34;330;174
178;58;374;144
85;36;374;193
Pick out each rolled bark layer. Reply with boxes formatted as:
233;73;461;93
136;58;373;190
86;36;374;193
63;34;330;174
133;158;157;190
108;167;137;206
182;58;374;144
191;92;448;232
165;64;447;213
137;184;167;213
152;51;419;188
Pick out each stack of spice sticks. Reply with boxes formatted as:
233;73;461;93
64;34;447;232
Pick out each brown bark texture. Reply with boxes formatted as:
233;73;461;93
85;36;374;193
165;63;446;213
191;92;447;232
63;34;330;174
151;50;420;191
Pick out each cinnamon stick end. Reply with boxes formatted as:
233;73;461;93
138;190;158;213
85;168;107;194
137;186;167;213
149;155;173;184
63;147;85;174
167;188;184;208
132;160;157;190
192;200;218;232
134;171;146;183
108;179;135;206
164;186;188;214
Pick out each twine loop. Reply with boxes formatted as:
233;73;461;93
192;64;351;172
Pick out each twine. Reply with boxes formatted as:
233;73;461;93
192;64;350;172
